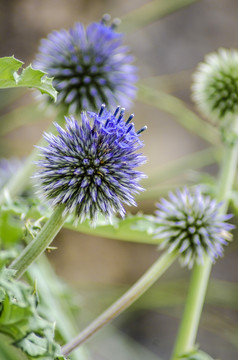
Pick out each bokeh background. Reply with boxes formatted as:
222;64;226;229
1;0;238;359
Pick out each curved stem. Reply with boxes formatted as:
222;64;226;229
9;205;67;279
62;250;178;357
171;118;238;360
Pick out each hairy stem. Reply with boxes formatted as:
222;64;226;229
9;205;67;279
171;119;238;359
62;250;177;357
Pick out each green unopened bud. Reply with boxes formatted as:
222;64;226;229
192;48;238;120
192;48;238;144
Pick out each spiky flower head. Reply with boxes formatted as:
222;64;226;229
154;187;234;268
192;48;238;122
34;15;137;113
35;105;146;222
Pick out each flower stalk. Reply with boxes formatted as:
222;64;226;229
9;204;67;279
62;250;178;357
171;116;238;360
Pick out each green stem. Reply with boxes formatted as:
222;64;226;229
171;257;212;359
9;205;67;279
171;119;238;360
62;250;178;357
0;112;65;205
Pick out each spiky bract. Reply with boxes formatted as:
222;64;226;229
155;187;234;268
35;105;146;222
34;15;137;113
192;48;238;121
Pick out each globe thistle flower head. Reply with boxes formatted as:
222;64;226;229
34;15;137;113
35;105;147;223
192;48;238;122
154;187;234;268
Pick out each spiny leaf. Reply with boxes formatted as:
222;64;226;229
0;267;65;359
0;56;57;101
15;333;48;357
15;332;65;359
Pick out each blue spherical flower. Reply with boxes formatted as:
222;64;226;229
35;105;146;222
34;15;137;113
155;187;234;268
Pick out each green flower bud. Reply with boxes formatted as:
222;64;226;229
192;48;238;144
192;48;238;121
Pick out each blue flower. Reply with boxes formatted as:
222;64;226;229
34;15;137;113
155;187;234;268
35;105;146;222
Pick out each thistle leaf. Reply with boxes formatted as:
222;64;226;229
0;56;57;101
0;268;65;359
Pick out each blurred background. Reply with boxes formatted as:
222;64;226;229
0;0;238;359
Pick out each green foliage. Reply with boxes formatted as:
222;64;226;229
0;333;27;359
0;56;57;101
65;213;158;244
0;267;65;359
0;207;24;248
26;258;88;360
0;2;237;358
0;196;158;246
0;197;46;252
